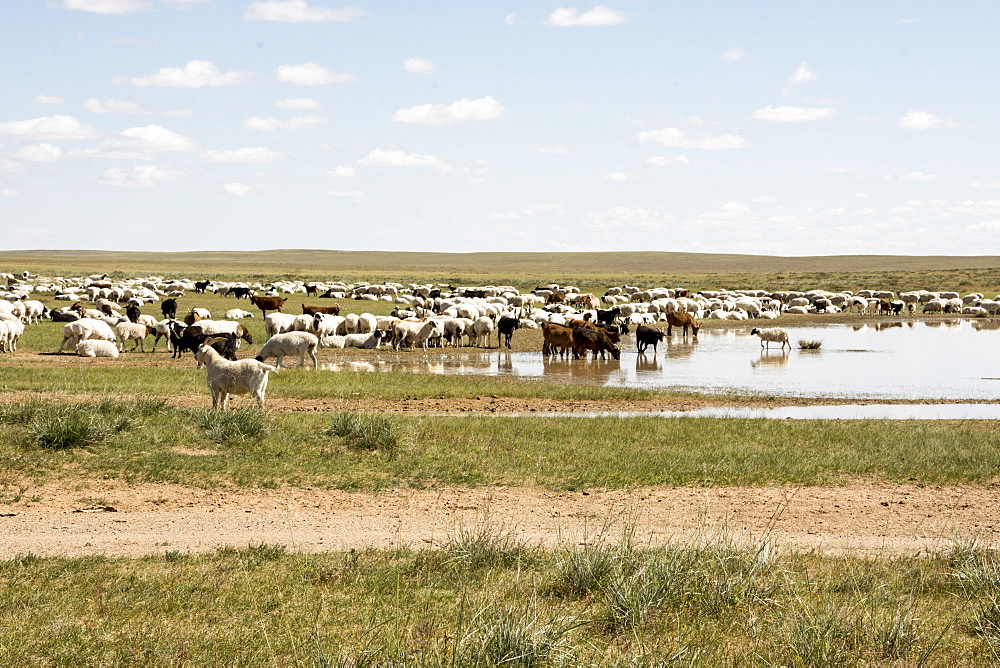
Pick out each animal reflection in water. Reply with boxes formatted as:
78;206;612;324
665;338;697;359
751;350;790;368
636;353;659;372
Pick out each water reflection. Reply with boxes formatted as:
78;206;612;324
317;320;1000;400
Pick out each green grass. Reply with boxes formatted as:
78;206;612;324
2;400;999;491
0;537;993;664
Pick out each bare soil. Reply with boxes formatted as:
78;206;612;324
3;479;999;558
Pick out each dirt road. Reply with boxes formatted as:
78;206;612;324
3;480;998;558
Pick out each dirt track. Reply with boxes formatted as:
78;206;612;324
3;479;999;558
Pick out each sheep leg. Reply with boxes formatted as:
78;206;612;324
309;348;318;369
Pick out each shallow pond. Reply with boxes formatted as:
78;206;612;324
321;319;1000;402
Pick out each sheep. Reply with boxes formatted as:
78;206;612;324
470;315;495;347
393;319;445;351
0;320;8;353
255;331;319;369
195;337;277;409
750;327;790;350
265;312;297;338
114;321;153;352
76;339;120;358
313;313;346;344
343;331;385;349
225;309;254;319
58;319;116;353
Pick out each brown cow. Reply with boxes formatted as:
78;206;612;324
250;294;288;317
665;311;699;337
542;323;574;358
572;327;621;360
301;303;341;316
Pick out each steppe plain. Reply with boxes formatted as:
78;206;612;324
3;249;1000;664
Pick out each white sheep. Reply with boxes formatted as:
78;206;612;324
114;321;153;352
343;331;385;349
0;320;9;353
255;331;319;369
393;319;444;351
470;315;495;347
750;327;790;349
225;309;254;319
59;319;116;353
264;312;297;338
195;338;277;409
76;339;120;358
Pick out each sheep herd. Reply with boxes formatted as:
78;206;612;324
2;271;997;408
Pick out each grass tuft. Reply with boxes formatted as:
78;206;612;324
798;339;823;349
325;412;404;453
197;407;268;443
446;523;536;570
458;605;580;667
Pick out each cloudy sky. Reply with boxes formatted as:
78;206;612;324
2;1;998;255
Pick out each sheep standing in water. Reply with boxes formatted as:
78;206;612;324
750;327;790;350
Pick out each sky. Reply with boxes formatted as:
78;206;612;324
1;1;998;256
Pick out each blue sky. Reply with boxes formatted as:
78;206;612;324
2;1;998;255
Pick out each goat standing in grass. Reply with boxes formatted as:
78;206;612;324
196;337;277;409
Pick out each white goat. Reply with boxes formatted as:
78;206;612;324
195;338;277;409
76;339;120;358
255;331;319;369
749;327;790;350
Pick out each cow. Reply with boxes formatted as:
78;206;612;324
302;303;341;316
665;311;699;337
541;323;574;358
250;294;288;317
572;327;621;360
635;324;666;354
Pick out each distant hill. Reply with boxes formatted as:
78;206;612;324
4;249;1000;278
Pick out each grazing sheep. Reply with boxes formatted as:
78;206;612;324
750;327;790;350
196;337;277;409
114;321;153;352
76;339;120;358
58;319;116;353
255;331;319;369
264;312;297;338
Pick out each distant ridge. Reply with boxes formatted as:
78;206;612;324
3;249;1000;278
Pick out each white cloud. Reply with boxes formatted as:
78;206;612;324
718;46;747;62
504;13;519;26
645;155;689;166
899;171;937;182
899;17;919;24
404;57;438;74
103;124;198;152
603;171;628;182
244;1;367;22
535;145;573;155
276;97;323;110
972;181;1000;189
582;207;672;233
243;114;325;131
99;164;184;188
788;62;817;86
491;203;566;220
201;147;280;163
83;98;149;114
392;97;507;125
752;105;836;122
359;148;452;173
637;126;749;150
898;110;957;130
851;192;869;199
826;167;853;174
223;182;254;196
16;144;63;162
326;166;356;177
0;161;25;174
276;62;357;85
68;148;154;160
34;95;65;105
752;195;778;203
60;0;151;14
0;115;98;140
115;60;252;88
546;6;631;26
2;189;20;197
326;189;366;202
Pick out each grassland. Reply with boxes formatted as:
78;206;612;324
4;248;1000;295
3;250;1000;664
